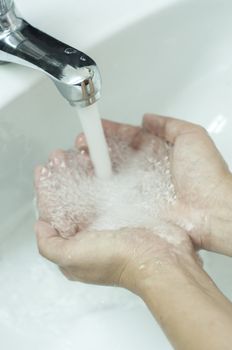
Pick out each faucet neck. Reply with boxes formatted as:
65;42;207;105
0;1;22;35
0;0;13;16
0;0;101;107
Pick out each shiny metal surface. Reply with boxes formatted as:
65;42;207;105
0;1;101;107
0;0;13;16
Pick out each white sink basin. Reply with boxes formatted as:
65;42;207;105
0;0;232;349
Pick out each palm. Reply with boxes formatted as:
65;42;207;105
170;130;228;207
34;130;196;287
143;114;231;249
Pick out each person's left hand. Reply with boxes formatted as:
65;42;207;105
35;218;199;294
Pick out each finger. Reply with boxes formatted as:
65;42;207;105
102;119;142;149
48;148;65;160
35;151;67;190
34;165;46;188
48;149;66;168
143;114;204;144
101;119;123;135
102;119;140;139
76;119;142;150
75;121;122;148
35;220;71;265
75;133;88;151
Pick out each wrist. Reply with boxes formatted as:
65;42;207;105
135;253;225;314
137;250;232;350
125;248;202;298
118;225;204;295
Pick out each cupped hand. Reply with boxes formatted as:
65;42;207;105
143;114;232;254
34;120;199;293
35;219;197;294
78;116;232;255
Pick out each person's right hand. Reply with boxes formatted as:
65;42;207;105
143;114;232;256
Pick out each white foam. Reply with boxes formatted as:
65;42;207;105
37;132;178;242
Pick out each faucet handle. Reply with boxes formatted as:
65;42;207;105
0;0;13;16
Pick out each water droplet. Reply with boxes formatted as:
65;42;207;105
64;47;77;55
80;55;87;62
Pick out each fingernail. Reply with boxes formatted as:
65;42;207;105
41;167;48;175
34;166;47;185
80;149;87;155
53;157;60;165
78;135;84;142
77;134;88;149
60;161;66;168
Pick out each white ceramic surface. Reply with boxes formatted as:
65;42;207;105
0;0;232;349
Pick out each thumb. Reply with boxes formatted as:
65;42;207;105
142;114;203;144
35;220;70;265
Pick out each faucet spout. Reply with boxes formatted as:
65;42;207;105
0;1;101;107
0;0;12;16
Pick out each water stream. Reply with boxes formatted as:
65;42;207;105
76;103;112;179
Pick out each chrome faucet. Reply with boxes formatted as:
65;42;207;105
0;0;101;107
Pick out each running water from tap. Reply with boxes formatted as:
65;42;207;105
75;103;112;179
